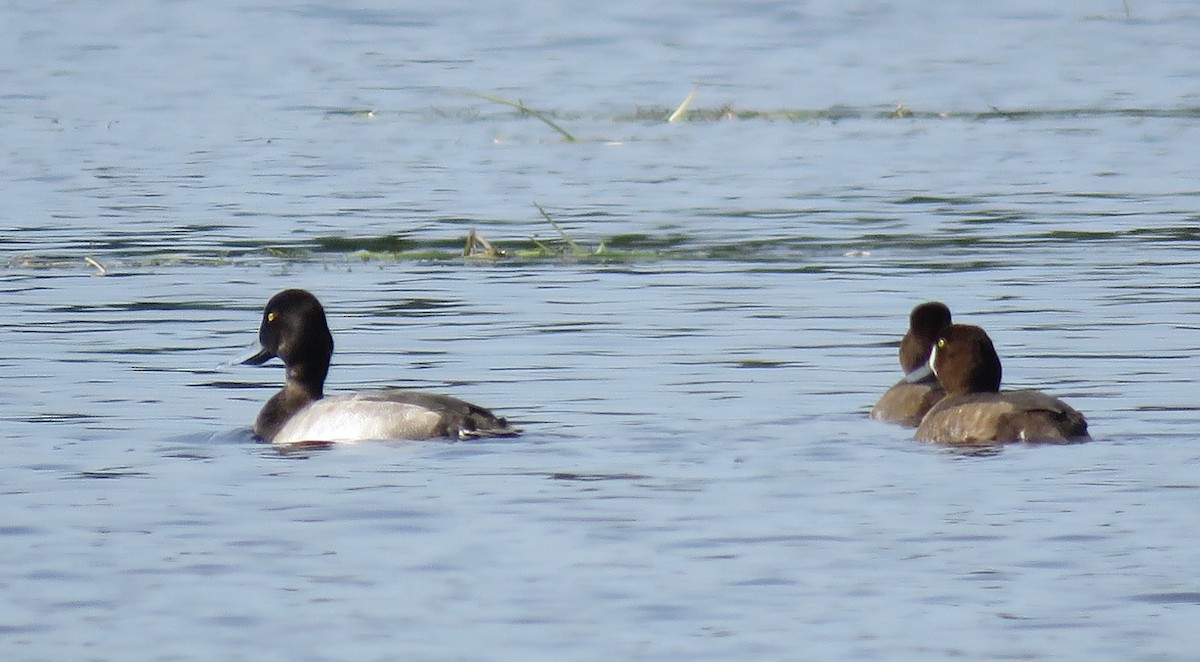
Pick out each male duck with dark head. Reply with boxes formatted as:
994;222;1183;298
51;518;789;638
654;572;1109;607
910;324;1089;444
870;301;952;427
243;289;518;444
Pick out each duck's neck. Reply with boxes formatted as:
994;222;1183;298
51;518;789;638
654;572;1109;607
254;365;327;442
286;360;327;400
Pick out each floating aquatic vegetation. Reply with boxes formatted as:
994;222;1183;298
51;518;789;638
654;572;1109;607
465;91;577;142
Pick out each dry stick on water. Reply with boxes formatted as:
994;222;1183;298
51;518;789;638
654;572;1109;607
84;256;107;276
463;229;505;259
668;85;699;123
467;92;576;142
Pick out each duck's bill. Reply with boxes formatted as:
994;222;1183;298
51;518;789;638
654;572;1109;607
240;344;275;366
902;363;936;384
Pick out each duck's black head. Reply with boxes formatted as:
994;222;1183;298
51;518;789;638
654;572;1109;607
242;289;334;387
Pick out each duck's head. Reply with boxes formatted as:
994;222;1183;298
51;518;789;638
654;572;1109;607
242;289;334;374
927;324;1002;396
899;301;953;373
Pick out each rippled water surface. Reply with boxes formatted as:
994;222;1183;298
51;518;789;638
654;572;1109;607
4;1;1200;659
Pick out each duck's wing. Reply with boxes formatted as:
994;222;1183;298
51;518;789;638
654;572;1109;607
915;391;1088;444
362;390;520;440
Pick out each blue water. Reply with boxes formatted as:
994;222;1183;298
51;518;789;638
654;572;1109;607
3;1;1200;659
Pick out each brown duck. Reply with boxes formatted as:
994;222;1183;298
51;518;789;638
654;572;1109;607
871;301;952;427
911;324;1089;444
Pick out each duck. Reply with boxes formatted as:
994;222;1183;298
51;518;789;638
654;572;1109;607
242;289;519;443
870;302;952;427
910;324;1089;444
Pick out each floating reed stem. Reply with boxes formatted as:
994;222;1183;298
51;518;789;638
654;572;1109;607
668;85;699;123
534;202;586;256
467;91;577;142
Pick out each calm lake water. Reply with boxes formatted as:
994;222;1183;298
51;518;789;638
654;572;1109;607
4;1;1200;659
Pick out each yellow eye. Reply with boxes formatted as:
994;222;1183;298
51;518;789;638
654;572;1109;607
267;312;276;323
937;338;946;348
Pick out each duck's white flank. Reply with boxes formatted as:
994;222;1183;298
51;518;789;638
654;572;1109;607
272;393;449;444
